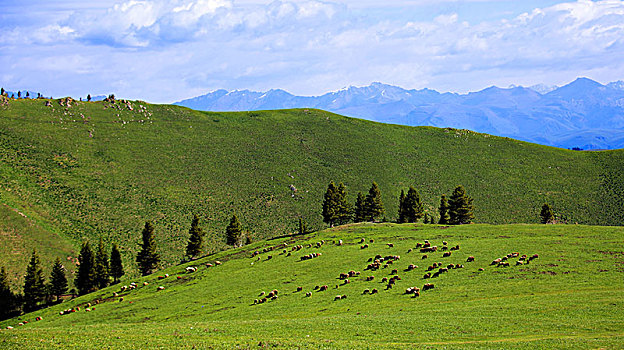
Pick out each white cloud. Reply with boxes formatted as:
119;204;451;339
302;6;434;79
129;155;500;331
2;0;624;102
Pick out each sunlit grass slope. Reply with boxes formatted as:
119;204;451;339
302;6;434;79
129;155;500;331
1;224;622;349
1;98;623;280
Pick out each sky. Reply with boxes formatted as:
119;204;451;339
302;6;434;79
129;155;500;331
1;0;623;103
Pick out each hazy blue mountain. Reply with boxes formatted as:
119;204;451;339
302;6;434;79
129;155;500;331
175;78;624;150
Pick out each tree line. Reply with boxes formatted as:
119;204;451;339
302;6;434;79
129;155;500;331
322;181;475;226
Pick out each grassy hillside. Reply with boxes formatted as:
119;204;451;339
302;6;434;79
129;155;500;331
1;224;623;349
1;98;623;283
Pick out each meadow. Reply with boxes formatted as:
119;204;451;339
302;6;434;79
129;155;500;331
1;98;623;286
1;223;622;349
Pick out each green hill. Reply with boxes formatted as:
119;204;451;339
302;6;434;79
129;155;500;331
1;224;623;349
1;98;623;284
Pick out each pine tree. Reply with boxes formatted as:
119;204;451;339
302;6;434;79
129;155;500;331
404;186;424;223
26;91;30;98
353;192;366;223
364;182;385;222
49;257;68;302
94;239;110;289
87;94;91;102
438;194;450;224
0;266;19;319
397;190;407;223
17;91;21;99
0;87;4;96
109;243;124;284
136;221;160;276
448;185;474;225
298;218;309;235
322;181;339;227
225;214;243;247
540;203;555;224
24;250;46;310
336;182;352;225
185;214;205;259
75;242;96;295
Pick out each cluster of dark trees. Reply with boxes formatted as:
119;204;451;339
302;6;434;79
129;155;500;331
0;88;46;99
0;241;123;319
75;240;125;295
322;182;475;226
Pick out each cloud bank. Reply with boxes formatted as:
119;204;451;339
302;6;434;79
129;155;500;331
1;0;623;102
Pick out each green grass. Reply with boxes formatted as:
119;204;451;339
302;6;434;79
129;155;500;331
1;98;623;284
1;224;622;349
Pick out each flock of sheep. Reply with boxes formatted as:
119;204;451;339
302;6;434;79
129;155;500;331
249;237;539;306
3;232;540;330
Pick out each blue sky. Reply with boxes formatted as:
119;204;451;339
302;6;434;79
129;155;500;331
1;0;623;102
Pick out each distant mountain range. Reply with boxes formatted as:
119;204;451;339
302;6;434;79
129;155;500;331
175;78;624;150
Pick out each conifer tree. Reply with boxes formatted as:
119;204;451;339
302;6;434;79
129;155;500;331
87;94;91;102
365;182;385;222
17;91;21;99
448;185;474;225
0;266;19;319
353;192;366;223
0;87;4;96
438;194;450;224
336;182;352;225
225;214;243;247
322;181;339;227
397;190;407;223
136;221;160;276
49;257;68;302
540;203;555;224
75;242;96;295
298;218;309;235
109;243;124;284
404;186;424;223
24;250;46;310
94;239;110;289
185;214;205;259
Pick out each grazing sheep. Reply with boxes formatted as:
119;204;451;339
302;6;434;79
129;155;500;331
387;243;394;248
432;272;440;278
467;256;475;262
516;260;524;265
259;291;265;296
334;295;342;301
366;276;375;281
407;248;413;253
158;276;166;280
498;261;510;267
442;241;448;246
6;326;13;329
360;238;365;243
341;295;347;299
296;286;303;292
206;263;214;267
423;273;431;279
441;246;448;251
305;292;312;297
267;255;272;260
422;255;428;259
271;296;278;301
215;261;222;265
370;239;375;243
344;279;350;284
143;282;149;286
320;285;328;291
416;243;423;248
186;266;197;273
391;268;398;275
254;299;259;304
361;244;369;249
438;267;449;273
157;286;165;291
406;264;417;271
422;283;435;291
457;264;464;269
119;298;124;302
529;254;539;261
338;240;343;246
478;268;485;271
443;252;452;257
267;292;275;298
491;258;502;265
412;291;420;297
382;277;388;282
450;245;460;251
113;292;118;297
35;316;42;321
363;289;371;294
